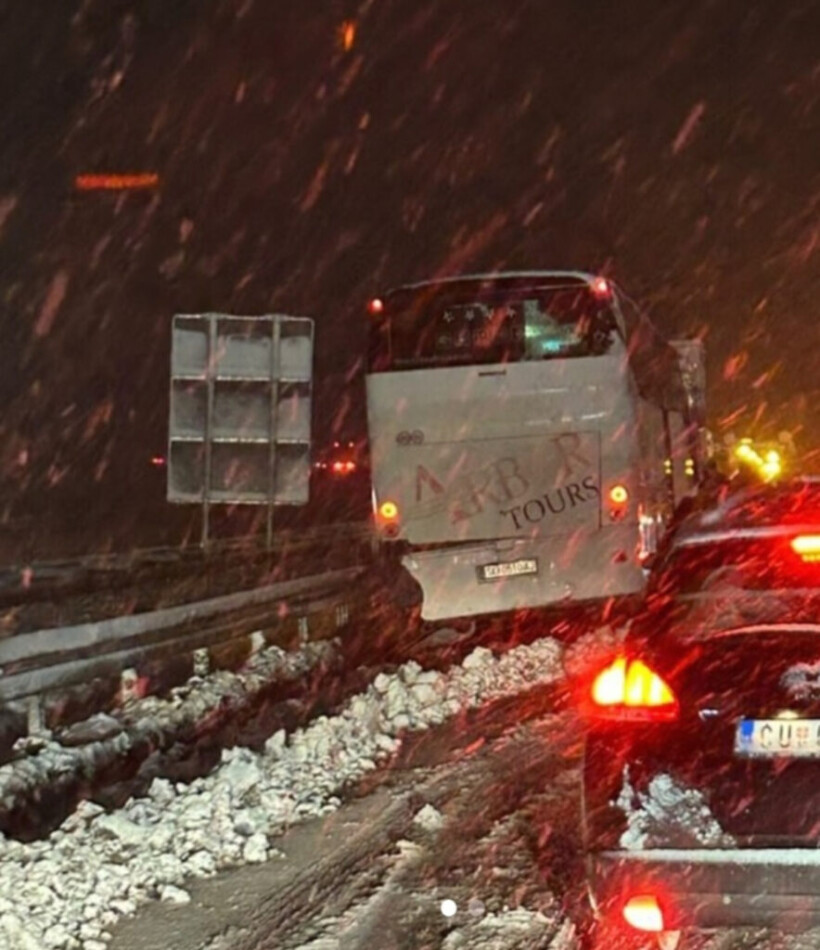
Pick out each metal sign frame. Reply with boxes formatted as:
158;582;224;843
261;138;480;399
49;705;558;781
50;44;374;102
167;313;314;546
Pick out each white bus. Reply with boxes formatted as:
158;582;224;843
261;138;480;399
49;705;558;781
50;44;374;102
365;271;705;622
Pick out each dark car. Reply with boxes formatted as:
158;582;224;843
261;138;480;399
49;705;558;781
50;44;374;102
579;477;820;949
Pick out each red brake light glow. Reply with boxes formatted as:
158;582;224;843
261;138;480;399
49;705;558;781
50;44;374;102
623;895;664;933
368;297;384;315
591;657;678;720
791;535;820;563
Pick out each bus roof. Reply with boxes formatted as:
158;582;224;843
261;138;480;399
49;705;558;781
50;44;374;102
388;270;602;294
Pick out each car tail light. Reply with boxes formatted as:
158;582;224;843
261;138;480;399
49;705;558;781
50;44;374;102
591;276;611;298
368;297;384;315
623;895;664;933
791;535;820;563
591;657;678;720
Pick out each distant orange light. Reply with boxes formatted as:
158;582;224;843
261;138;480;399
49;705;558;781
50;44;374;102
368;297;384;315
75;173;159;191
340;20;356;51
609;484;629;505
378;500;398;521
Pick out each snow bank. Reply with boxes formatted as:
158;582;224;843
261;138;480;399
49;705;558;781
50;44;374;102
617;768;735;851
0;639;334;820
0;637;562;950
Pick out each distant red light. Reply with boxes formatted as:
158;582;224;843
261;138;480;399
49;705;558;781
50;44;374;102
368;297;384;315
332;461;345;474
150;455;166;467
591;276;611;297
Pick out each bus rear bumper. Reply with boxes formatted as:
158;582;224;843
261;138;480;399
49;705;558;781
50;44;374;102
404;529;644;621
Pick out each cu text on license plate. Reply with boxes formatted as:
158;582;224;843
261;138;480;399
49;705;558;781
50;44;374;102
735;718;820;758
478;558;539;583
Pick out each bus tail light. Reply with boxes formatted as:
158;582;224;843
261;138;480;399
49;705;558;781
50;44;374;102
590;657;679;721
376;500;400;537
607;483;629;520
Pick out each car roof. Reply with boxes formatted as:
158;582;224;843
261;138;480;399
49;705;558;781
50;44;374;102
387;270;599;294
670;477;820;550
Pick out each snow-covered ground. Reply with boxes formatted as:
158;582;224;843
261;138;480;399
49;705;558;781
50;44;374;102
0;637;562;950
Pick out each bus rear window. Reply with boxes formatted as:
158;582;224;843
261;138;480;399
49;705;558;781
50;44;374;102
369;282;618;371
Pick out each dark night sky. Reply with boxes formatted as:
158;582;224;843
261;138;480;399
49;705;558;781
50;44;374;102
0;0;818;555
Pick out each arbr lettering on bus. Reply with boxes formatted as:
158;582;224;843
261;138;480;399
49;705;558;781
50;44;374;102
449;457;530;524
552;432;591;482
416;464;445;503
500;475;599;531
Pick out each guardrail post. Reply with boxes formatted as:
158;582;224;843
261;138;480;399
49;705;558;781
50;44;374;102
120;668;141;705
26;695;48;738
193;648;210;677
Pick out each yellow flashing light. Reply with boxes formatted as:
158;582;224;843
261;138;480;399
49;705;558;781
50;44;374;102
733;439;783;483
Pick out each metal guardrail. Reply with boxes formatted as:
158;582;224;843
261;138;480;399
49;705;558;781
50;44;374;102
0;522;373;603
0;567;364;705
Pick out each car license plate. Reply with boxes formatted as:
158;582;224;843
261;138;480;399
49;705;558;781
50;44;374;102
478;558;538;582
735;718;820;757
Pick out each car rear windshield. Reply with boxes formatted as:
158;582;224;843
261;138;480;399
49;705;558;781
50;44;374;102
368;279;619;371
651;535;820;595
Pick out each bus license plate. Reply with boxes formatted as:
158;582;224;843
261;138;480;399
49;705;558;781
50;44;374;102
735;719;820;758
479;558;538;582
